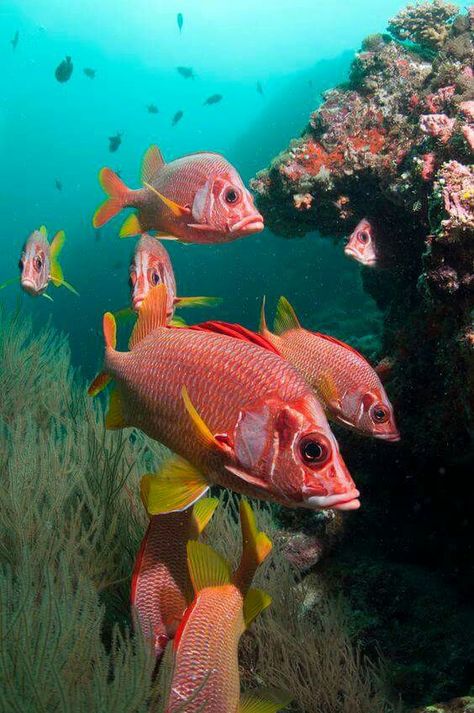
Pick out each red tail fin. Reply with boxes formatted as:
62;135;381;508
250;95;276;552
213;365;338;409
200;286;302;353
92;168;130;228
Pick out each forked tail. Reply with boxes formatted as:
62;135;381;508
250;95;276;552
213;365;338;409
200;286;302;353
92;168;131;228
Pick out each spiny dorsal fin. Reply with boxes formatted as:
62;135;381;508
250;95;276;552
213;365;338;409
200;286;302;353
141;144;165;184
140;457;209;515
190;497;219;538
273;296;301;335
243;588;272;628
233;500;272;594
187;540;231;593
129;283;167;349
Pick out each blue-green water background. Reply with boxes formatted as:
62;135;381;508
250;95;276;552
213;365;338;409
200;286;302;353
0;0;450;377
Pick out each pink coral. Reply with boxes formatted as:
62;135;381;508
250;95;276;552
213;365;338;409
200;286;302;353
421;152;437;181
459;100;474;122
462;124;474;152
436;161;474;241
424;85;456;113
293;193;314;210
420;113;456;143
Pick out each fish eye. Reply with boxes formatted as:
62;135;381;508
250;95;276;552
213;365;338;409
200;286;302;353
358;231;369;244
224;188;240;204
34;256;43;272
149;268;160;286
370;403;389;424
299;435;330;467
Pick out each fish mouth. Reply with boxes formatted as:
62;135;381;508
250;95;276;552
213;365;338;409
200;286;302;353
230;214;264;235
132;296;144;311
306;489;361;511
377;431;401;442
21;279;39;295
344;247;376;266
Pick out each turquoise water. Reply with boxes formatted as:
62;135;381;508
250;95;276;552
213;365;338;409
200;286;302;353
0;0;415;375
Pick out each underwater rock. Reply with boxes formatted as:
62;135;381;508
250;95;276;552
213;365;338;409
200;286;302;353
413;697;474;713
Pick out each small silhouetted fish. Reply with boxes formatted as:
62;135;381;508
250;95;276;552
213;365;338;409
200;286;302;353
83;68;96;79
177;12;184;33
55;56;73;83
11;31;19;51
108;133;122;152
203;94;222;105
147;104;159;114
177;66;195;79
172;111;183;126
257;81;264;96
95;228;101;242
55;179;62;191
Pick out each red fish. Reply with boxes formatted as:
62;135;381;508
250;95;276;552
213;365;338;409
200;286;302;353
92;145;264;244
159;499;290;712
260;297;399;441
344;218;378;267
131;492;218;658
89;285;360;513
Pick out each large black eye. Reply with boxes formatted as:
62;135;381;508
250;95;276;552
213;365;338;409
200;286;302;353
370;403;389;424
358;231;369;244
34;256;43;272
149;269;160;286
225;188;239;204
299;435;330;466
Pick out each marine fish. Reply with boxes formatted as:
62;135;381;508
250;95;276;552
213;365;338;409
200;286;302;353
177;13;184;33
147;104;159;114
92;144;264;244
157;500;290;712
260;297;399;441
257;81;264;96
88;284;360;513
128;234;221;316
172;110;183;126
7;226;78;298
83;67;96;79
131;492;218;658
344;218;377;267
11;31;19;51
108;133;122;152
55;179;62;191
176;66;195;79
204;93;222;105
55;56;73;83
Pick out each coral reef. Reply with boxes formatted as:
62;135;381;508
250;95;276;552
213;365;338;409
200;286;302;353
413;698;474;713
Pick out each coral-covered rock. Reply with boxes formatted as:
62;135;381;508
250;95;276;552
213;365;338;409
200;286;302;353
412;697;474;713
387;0;459;49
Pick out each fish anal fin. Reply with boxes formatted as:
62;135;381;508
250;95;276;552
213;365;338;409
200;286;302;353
187;540;231;593
129;284;167;349
274;296;300;335
105;388;126;429
190;497;219;537
140;457;209;515
243;588;272;628
234;500;272;593
141;145;165;184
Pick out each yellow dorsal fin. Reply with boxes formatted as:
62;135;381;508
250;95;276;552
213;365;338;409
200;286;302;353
175;295;222;309
141;145;165;184
239;688;292;712
119;213;142;238
105;387;126;429
234;500;272;594
140;457;209;515
129;284;167;349
190;497;219;538
144;182;190;217
318;372;340;406
187;540;231;593
181;386;222;450
39;225;48;239
273;296;301;335
243;588;272;628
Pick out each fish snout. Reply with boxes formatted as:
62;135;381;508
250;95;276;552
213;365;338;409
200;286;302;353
304;454;360;511
230;212;264;235
377;430;401;442
20;278;39;295
306;488;361;511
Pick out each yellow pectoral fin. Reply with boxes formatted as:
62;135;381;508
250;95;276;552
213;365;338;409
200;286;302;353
318;372;340;406
144;182;190;217
0;276;19;291
114;306;136;323
181;386;223;451
191;497;219;537
239;688;292;713
140;456;209;515
187;540;231;593
169;315;187;327
243;588;272;628
175;295;222;309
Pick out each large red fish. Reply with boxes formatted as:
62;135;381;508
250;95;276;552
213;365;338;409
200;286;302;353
131;492;218;658
260;297;399;441
92;146;264;244
89;285;360;513
158;500;290;712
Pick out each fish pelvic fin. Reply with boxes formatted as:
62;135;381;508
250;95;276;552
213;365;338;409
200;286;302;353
129;284;167;349
119;213;143;238
0;276;19;291
175;295;223;309
140;456;209;515
187;540;231;594
105;387;127;429
234;500;272;594
190;497;219;538
92;168;130;228
243;588;272;629
273;296;301;335
144;182;191;218
239;688;292;712
87;312;116;397
88;372;112;397
141;144;165;184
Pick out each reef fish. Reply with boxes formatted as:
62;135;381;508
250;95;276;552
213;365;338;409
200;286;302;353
177;12;183;32
158;500;290;712
108;133;122;153
204;93;222;105
176;66;195;79
171;110;183;126
131;492;218;658
344;218;378;267
128;234;221;317
147;104;159;114
83;67;96;79
260;297;399;441
11;31;19;51
55;56;73;83
15;226;78;298
257;81;264;96
92;145;264;244
89;284;360;513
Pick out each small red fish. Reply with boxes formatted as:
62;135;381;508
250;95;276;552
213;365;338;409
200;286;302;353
92;145;264;244
344;218;378;267
89;285;360;513
131;492;218;658
260;297;399;441
160;499;290;712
